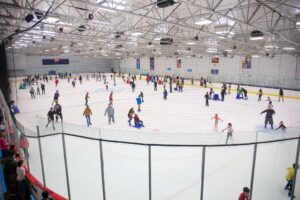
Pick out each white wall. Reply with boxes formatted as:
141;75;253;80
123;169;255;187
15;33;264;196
120;54;300;89
6;53;115;76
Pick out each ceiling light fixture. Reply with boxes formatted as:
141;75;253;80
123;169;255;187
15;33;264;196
45;17;60;24
195;18;212;25
282;47;295;51
186;42;196;45
249;36;264;40
131;32;143;37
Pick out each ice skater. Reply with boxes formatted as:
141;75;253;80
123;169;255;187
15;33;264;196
29;87;35;99
128;108;135;126
79;75;82;84
228;83;231;94
154;80;158;91
36;85;41;95
104;103;115;125
209;88;214;99
83;106;92;127
109;91;113;104
266;96;273;107
222;123;233;144
41;83;45;95
211;114;223;132
134;114;144;128
221;88;226;101
131;81;136;93
205;92;209;107
53;90;59;105
85;92;90;106
275;121;286;131
278;88;284;102
106;83;108;90
284;164;298;197
238;187;250;200
46;107;55;130
54;102;63;122
72;79;76;88
260;106;275;129
163;89;168;100
54;78;59;87
136;95;142;112
241;88;248;100
257;89;263;101
139;92;144;102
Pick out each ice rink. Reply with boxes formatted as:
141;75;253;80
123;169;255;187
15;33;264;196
10;75;300;200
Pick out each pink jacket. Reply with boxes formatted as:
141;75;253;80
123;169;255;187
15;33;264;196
0;137;9;150
20;137;29;149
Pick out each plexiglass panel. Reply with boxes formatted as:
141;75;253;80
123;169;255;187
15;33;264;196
204;145;253;199
40;135;68;198
65;135;103;200
102;142;148;200
27;137;43;185
295;145;300;198
252;140;298;200
152;147;202;200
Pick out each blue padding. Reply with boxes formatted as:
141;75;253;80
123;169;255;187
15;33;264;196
0;164;7;194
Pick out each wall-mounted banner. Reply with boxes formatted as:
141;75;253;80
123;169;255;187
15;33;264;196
242;53;252;69
211;56;219;64
211;69;219;75
136;58;140;70
167;67;172;71
150;57;155;71
187;68;192;72
176;59;181;68
42;58;69;65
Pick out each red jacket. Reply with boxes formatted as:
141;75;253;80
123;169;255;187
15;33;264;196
238;193;249;200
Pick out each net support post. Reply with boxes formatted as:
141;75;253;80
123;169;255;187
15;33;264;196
61;132;71;200
99;139;106;200
200;146;206;200
36;126;46;187
250;143;257;200
291;137;300;200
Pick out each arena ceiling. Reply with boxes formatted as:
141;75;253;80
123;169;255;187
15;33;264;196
0;0;300;58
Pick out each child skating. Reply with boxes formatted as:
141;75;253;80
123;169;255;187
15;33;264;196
109;91;113;104
83;106;92;127
278;88;284;102
134;114;144;128
46;107;55;130
128;108;135;126
139;92;144;102
205;92;209;107
163;89;168;100
257;89;263;101
85;92;90;106
222;123;233;144
211;114;223;132
104;103;115;125
136;96;142;112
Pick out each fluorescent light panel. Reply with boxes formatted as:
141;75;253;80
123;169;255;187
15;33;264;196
282;47;295;51
195;18;212;25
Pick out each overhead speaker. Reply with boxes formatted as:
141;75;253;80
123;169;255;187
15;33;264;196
59;27;63;32
157;0;175;8
25;14;34;23
78;25;86;32
251;30;263;37
160;38;173;45
88;13;93;20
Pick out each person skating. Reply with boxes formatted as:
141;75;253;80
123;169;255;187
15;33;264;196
85;92;90;106
106;83;108;90
54;102;63;122
154;80;158;91
46;107;55;130
169;77;172;93
139;92;144;102
104;103;115;125
163;89;168;100
257;89;263;101
211;114;223;132
79;75;82;84
134;114;144;128
136;95;142;112
109;91;113;104
222;123;233;144
221;88;226;101
54;78;59;87
284;163;298;197
83;106;92;126
36;85;41;95
228;83;231;94
278;88;284;102
128;108;135;126
53;90;59;105
266;96;273;107
260;106;275;129
29;87;35;99
131;81;136;93
209;88;214;99
238;187;250;200
72;79;76;88
205;92;209;107
275;121;286;131
41;83;45;95
241;88;248;100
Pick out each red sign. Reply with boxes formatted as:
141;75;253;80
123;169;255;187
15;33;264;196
54;58;60;62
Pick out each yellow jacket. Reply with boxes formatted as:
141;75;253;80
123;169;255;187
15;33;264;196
83;108;92;116
286;167;295;181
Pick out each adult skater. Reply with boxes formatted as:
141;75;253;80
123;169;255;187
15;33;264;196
241;88;248;100
109;91;113;104
163;89;168;100
285;163;298;197
278;88;284;102
134;114;144;128
222;123;233;144
211;114;223;132
54;102;63;122
169;77;172;93
136;95;142;112
46;107;55;130
275;121;286;131
154;80;158;91
205;92;209;107
53;90;59;104
106;83;108;90
260;106;275;129
104;103;115;125
29;87;35;99
128;108;135;126
85;92;90;106
221;87;226;101
72;79;76;88
79;75;82;84
238;187;250;200
36;85;41;95
83;106;92;127
131;81;136;93
257;89;263;101
54;78;59;87
139;92;144;102
41;83;45;95
209;88;214;99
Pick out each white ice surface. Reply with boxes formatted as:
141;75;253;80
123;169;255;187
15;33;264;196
9;75;300;200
